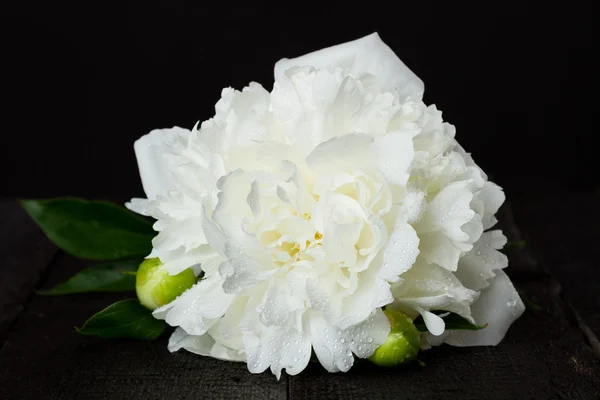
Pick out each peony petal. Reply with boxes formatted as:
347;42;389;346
275;32;424;101
306;133;374;169
372;131;415;187
168;327;245;362
476;182;506;230
125;198;150;216
153;274;234;335
391;262;478;321
417;181;475;242
212;170;253;244
380;222;420;282
418;308;446;336
270;327;312;379
207;297;247;351
151;216;206;253
419;231;462;272
158;244;220;276
443;270;525;346
310;309;390;372
456;230;508;290
242;311;311;380
133;127;190;200
257;279;296;327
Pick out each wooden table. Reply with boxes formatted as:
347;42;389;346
1;195;599;399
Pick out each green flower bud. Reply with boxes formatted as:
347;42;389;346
369;309;421;367
136;258;196;310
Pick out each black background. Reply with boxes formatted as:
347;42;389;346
1;1;595;203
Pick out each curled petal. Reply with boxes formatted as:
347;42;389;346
419;231;462;272
380;223;420;282
476;182;506;230
443;270;525;346
242;311;311;380
153;274;234;335
456;230;508;290
275;32;424;101
168;327;245;362
310;309;390;372
133;127;190;200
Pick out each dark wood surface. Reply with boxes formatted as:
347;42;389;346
1;195;599;400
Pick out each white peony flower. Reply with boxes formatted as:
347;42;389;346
127;32;525;378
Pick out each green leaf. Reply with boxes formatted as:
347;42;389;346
37;260;139;295
414;311;487;332
76;299;166;340
20;197;155;260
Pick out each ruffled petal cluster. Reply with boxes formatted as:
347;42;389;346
128;33;524;378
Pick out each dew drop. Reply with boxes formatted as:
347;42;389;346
293;357;299;362
367;336;373;343
340;338;346;344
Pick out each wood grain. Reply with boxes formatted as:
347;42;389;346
0;200;58;341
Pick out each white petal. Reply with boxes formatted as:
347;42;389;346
399;190;427;224
133;127;190;200
391;262;478;320
275;32;424;101
337;277;393;330
306;133;374;169
207;297;247;351
168;327;245;362
257;279;296;327
453;143;488;181
477;182;506;230
380;223;420;282
456;230;508;290
372;131;415;186
219;251;276;294
443;270;525;346
242;312;311;380
270;328;312;379
212;170;253;244
151;216;206;253
153;274;234;335
419;231;462;271
158;245;219;276
125;198;151;216
419;308;445;336
322;219;362;265
310;309;390;372
417;181;475;242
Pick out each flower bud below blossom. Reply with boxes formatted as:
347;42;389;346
369;309;421;367
136;258;195;310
